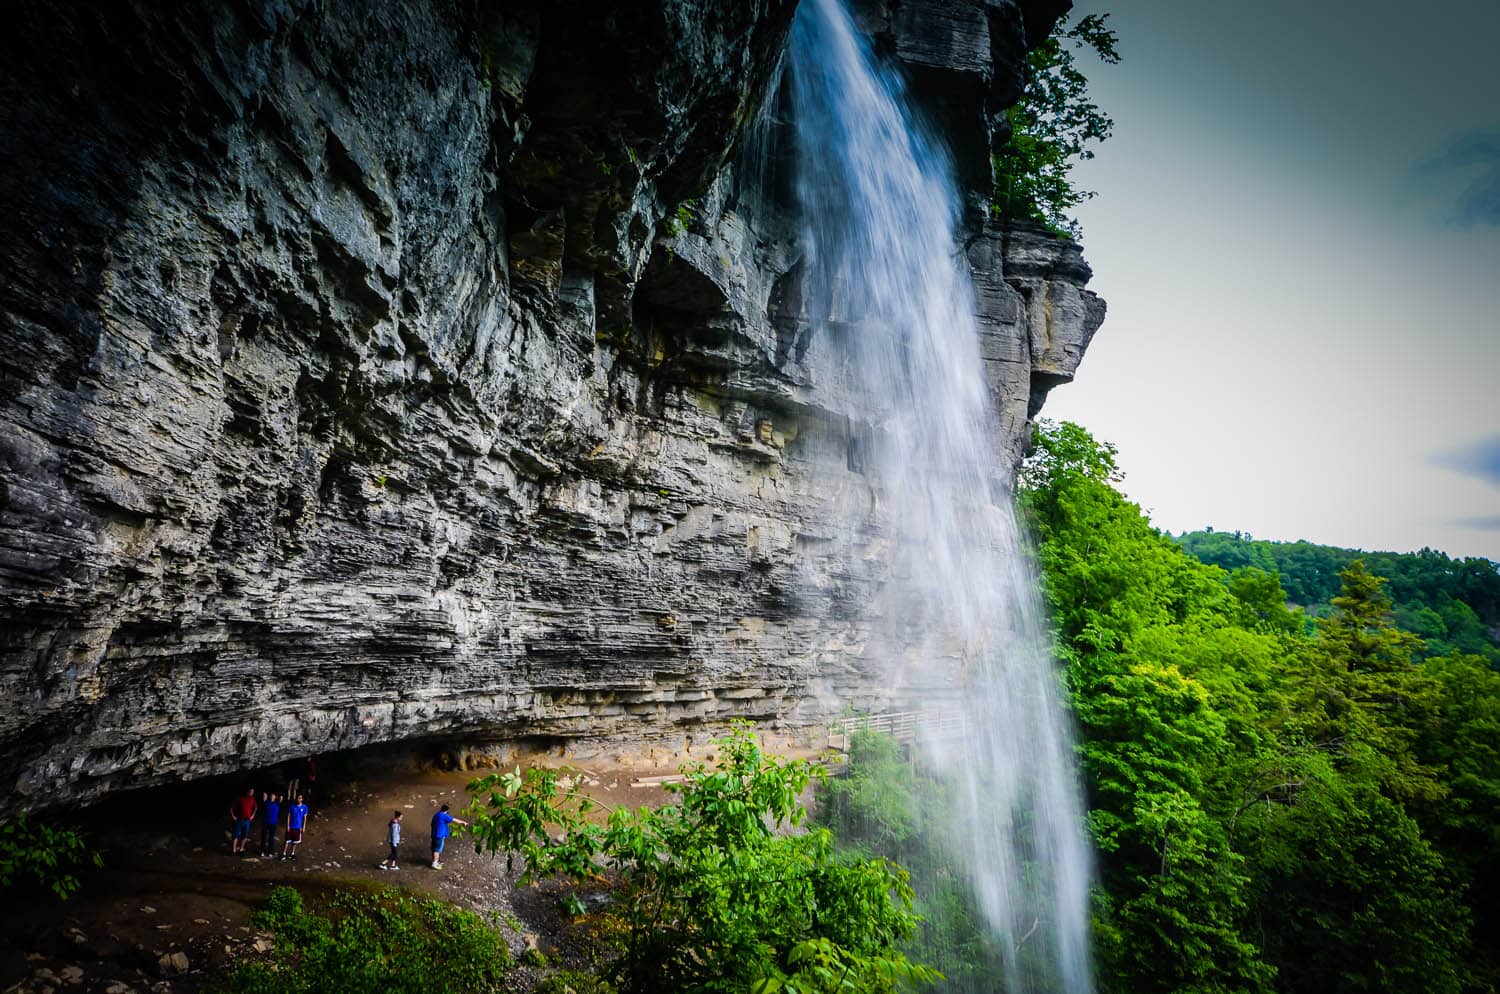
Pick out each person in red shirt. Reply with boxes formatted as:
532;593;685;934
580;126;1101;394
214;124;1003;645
229;787;258;854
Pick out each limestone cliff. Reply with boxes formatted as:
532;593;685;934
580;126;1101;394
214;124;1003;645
0;0;1103;810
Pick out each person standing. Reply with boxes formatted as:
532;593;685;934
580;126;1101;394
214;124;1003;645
229;787;257;854
259;792;282;857
429;803;467;869
280;794;310;861
380;811;403;870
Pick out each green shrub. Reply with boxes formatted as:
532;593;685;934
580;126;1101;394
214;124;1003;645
219;884;512;994
0;810;101;900
466;723;940;994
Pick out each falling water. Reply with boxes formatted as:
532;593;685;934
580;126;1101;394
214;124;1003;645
786;1;1094;991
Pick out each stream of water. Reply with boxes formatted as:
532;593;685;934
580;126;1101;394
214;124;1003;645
786;1;1094;990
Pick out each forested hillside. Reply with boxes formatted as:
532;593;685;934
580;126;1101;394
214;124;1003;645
1176;529;1500;665
1017;421;1500;994
820;421;1500;993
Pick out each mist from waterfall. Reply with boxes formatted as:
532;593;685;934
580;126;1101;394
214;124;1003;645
786;1;1095;991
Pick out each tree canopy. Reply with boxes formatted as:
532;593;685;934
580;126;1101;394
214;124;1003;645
991;14;1119;237
1176;529;1500;665
462;725;940;994
1016;420;1495;994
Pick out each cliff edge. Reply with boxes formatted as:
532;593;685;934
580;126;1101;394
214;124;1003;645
0;0;1103;809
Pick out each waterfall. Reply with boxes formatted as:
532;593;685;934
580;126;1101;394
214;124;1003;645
786;1;1095;991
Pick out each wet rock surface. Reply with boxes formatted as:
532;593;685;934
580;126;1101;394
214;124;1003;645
0;0;1102;810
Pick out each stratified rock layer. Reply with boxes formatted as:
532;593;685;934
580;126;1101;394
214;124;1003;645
0;0;1102;809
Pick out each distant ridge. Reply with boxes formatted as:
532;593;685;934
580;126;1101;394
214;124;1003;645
1176;530;1500;665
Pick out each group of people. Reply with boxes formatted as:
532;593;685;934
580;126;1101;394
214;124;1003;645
231;786;467;872
229;787;311;860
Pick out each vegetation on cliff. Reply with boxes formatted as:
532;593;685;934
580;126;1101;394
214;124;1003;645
992;14;1119;237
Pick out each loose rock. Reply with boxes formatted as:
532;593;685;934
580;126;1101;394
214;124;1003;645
156;952;188;977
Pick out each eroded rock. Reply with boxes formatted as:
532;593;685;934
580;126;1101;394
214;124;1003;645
0;0;1101;810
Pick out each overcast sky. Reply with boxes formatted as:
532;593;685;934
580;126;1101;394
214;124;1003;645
1042;0;1500;560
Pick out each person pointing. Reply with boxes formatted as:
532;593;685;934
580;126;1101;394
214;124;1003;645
430;803;467;869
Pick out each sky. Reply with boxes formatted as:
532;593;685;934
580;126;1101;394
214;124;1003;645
1041;0;1500;561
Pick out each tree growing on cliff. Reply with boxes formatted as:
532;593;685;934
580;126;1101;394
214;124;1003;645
992;14;1119;238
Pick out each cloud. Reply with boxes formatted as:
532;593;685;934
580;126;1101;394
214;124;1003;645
1415;131;1500;227
1451;515;1500;531
1431;435;1500;486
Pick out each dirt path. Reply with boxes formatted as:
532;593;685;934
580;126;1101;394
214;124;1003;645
1;760;678;994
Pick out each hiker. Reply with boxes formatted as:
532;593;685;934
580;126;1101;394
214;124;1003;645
229;787;257;854
280;793;310;861
260;792;281;857
429;803;468;869
380;811;402;870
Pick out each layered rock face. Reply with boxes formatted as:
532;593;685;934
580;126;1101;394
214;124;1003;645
0;0;1103;810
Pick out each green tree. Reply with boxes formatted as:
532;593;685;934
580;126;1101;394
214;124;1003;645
1021;421;1278;993
992;14;1119;237
464;725;939;994
1300;561;1444;804
1227;566;1306;636
1418;654;1500;991
1175;531;1500;666
1320;561;1425;674
1393;601;1448;641
1239;776;1470;994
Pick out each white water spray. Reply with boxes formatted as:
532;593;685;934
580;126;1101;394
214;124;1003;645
786;1;1094;990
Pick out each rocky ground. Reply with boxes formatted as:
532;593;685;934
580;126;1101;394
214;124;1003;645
0;755;694;994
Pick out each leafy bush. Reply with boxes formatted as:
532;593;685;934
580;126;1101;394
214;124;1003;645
0;810;101;900
465;724;939;994
219;884;512;994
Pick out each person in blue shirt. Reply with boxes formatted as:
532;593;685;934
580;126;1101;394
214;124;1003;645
429;803;467;869
279;794;310;861
259;792;281;857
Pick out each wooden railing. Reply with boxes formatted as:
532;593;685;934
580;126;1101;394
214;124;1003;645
827;708;968;751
